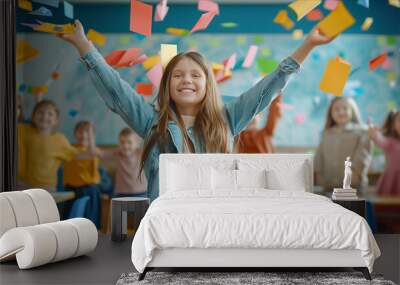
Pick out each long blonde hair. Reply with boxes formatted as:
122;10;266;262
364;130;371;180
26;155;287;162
140;52;229;173
324;97;362;130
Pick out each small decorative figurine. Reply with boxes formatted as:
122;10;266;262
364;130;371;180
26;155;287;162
343;157;352;189
332;157;357;200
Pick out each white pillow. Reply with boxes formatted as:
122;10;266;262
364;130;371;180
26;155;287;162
266;168;306;191
167;162;212;191
212;168;237;190
237;159;308;191
236;169;267;189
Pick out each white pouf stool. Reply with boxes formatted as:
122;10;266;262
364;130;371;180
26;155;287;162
0;189;98;269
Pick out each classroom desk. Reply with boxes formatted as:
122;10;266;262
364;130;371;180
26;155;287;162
50;191;75;203
365;195;400;206
364;192;400;233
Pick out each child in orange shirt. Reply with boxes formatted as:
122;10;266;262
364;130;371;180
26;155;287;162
236;92;282;153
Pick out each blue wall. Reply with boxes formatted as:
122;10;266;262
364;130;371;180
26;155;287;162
16;1;400;153
18;1;400;34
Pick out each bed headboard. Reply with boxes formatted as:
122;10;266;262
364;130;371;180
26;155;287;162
159;154;314;195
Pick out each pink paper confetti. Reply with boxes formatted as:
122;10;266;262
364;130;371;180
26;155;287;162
242;45;259;68
147;63;163;88
130;54;148;65
198;0;219;15
277;102;295;110
190;11;217;34
323;0;339;10
295;113;306;124
155;0;169;22
114;48;142;67
381;58;393;70
224;53;237;70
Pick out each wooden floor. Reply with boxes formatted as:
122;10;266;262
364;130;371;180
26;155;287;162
0;234;399;285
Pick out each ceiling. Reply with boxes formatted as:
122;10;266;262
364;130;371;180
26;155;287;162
68;0;292;4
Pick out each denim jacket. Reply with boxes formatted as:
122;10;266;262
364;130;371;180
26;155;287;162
80;49;300;201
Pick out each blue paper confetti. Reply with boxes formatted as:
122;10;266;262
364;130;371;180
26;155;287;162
64;1;74;19
357;0;369;8
18;84;27;92
68;109;78;117
29;6;53;17
32;0;59;8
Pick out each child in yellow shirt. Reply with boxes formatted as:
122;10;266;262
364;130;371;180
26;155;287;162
17;100;96;191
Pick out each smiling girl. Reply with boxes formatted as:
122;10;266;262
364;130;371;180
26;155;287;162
59;20;335;201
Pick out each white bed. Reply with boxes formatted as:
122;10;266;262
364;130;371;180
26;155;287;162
131;154;380;280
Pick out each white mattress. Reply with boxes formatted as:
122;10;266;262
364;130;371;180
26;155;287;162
131;190;380;273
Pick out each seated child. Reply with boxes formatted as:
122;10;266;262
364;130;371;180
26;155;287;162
98;128;147;197
236;92;282;153
368;111;400;196
63;121;102;227
314;97;372;191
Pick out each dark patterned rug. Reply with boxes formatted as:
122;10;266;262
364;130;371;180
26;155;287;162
116;271;395;285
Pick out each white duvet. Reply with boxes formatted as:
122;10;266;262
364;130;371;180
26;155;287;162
131;190;380;273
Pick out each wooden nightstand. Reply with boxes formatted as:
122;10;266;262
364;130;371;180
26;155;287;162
332;198;366;218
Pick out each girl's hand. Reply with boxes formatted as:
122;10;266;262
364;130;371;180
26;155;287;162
291;27;335;64
367;118;379;139
305;27;336;47
56;20;93;56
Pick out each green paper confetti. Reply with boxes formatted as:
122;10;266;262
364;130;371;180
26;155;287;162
187;39;198;49
253;35;263;45
377;36;386;46
387;72;396;81
209;38;221;48
256;58;279;74
119;36;131;45
261;48;272;56
386;36;397;46
387;100;397;110
221;22;238;28
235;36;246;45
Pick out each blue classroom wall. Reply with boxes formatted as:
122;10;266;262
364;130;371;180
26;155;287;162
16;1;400;155
17;1;400;34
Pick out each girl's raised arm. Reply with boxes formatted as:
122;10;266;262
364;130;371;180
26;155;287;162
58;20;155;138
225;27;335;136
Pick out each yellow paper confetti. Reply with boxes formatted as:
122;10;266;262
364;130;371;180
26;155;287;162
34;22;75;34
160;44;177;68
389;0;400;8
320;56;352;96
18;0;32;12
16;39;39;64
32;85;49;95
273;10;294;30
317;1;355;37
211;63;224;72
142;55;160;70
292;29;304;40
361;17;373;31
166;27;190;36
87;29;107;47
288;0;321;21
